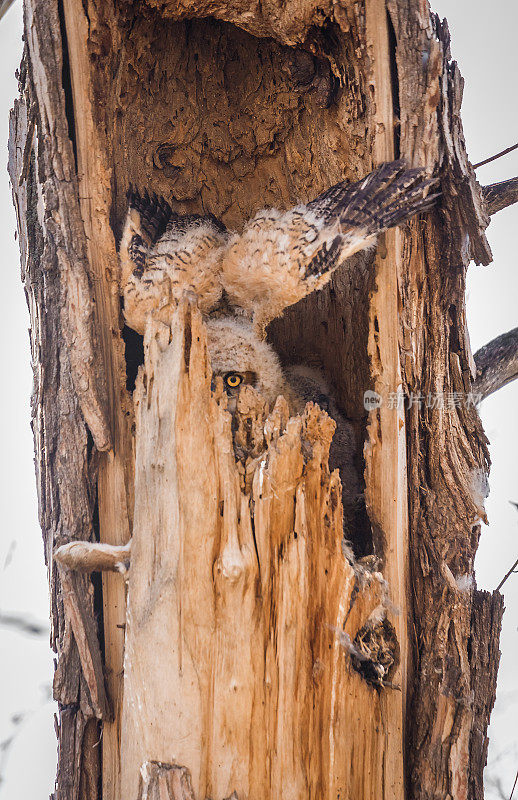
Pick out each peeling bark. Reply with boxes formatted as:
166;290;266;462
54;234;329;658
22;0;112;450
8;50;102;800
469;591;504;800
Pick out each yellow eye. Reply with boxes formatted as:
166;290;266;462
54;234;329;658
225;373;243;388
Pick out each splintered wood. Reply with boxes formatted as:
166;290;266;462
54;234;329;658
120;302;391;800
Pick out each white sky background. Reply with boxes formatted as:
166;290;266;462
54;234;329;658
0;1;516;798
0;6;57;800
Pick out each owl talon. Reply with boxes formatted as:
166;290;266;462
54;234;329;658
127;185;172;243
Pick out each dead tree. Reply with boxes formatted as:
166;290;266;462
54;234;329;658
8;0;511;798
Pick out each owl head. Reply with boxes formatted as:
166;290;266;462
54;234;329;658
206;317;288;411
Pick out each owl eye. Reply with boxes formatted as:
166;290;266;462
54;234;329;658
225;372;244;389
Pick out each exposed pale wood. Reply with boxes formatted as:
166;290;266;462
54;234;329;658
363;3;408;797
98;456;133;800
473;327;518;399
120;303;392;800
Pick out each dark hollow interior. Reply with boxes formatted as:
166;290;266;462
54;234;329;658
106;10;376;556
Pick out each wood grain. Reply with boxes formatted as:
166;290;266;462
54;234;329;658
363;4;408;797
120;303;392;800
60;2;136;795
8;31;102;799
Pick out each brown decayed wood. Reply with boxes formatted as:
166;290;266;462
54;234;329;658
138;762;197;800
469;590;504;800
141;0;334;44
137;761;238;800
56;565;112;721
60;0;137;790
70;7;380;795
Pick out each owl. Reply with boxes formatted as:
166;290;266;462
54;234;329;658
120;160;436;405
120;161;437;546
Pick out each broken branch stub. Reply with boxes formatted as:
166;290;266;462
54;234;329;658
121;301;397;800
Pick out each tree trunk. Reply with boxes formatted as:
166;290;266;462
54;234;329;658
8;1;503;799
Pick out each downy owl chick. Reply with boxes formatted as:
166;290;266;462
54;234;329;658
120;162;437;543
120;161;437;341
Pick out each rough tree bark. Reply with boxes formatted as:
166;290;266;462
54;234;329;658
8;1;505;799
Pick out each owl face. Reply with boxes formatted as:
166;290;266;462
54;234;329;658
205;317;287;409
212;370;258;408
218;370;256;392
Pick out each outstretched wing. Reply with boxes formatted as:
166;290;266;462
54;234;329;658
306;160;437;234
120;189;228;334
221;160;438;330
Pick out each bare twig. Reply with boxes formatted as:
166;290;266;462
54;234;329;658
2;541;16;571
483;177;518;216
473;328;518;400
496;503;518;592
509;767;518;800
496;557;518;592
0;716;25;786
474;142;518;169
486;771;514;800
